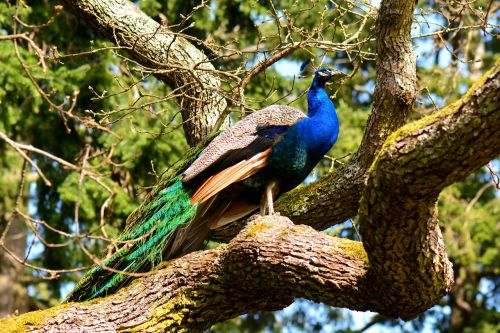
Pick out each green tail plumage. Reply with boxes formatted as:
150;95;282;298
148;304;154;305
66;177;198;302
66;133;221;303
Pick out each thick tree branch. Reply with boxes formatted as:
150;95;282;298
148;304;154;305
355;0;417;168
62;0;227;146
0;217;369;332
359;62;499;316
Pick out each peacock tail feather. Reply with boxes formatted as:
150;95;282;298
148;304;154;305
66;177;198;302
65;133;221;303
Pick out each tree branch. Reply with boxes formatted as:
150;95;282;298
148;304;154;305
359;62;499;316
0;217;369;332
62;0;227;146
355;0;417;168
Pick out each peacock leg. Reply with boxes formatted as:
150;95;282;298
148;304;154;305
260;181;277;215
260;192;268;215
266;183;275;215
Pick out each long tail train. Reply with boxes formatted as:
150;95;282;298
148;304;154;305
65;177;197;302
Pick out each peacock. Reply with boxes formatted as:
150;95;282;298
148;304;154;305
66;67;343;302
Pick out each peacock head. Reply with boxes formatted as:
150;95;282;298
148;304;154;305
312;67;345;87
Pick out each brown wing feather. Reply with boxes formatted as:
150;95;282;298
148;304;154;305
209;199;259;229
190;148;271;204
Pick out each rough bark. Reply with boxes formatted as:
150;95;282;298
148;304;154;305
359;62;499;317
2;64;498;332
62;0;227;146
355;0;418;168
1;217;370;333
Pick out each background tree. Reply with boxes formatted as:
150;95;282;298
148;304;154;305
0;0;498;332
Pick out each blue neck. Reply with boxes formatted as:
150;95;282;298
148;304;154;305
303;83;339;159
307;82;333;117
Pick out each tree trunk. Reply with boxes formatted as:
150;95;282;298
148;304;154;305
0;159;31;318
0;218;29;318
449;265;477;333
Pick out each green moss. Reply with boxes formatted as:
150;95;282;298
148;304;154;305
245;222;272;236
0;303;69;333
332;237;369;265
156;259;174;270
278;173;331;215
123;291;197;332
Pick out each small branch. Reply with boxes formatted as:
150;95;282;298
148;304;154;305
74;146;91;236
487;162;500;189
0;130;113;193
240;44;302;91
213;42;303;131
0;131;52;186
465;183;493;213
353;314;389;333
